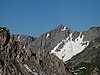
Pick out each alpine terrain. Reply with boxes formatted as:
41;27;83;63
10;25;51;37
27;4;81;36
0;25;100;75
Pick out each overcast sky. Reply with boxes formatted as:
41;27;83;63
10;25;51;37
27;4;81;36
0;0;100;36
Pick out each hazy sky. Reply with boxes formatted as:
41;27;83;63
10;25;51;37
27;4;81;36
0;0;100;36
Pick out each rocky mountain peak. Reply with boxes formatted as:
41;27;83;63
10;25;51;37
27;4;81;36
34;25;72;53
0;27;69;75
56;24;71;32
56;24;64;29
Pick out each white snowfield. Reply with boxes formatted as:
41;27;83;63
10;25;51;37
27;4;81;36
50;33;89;62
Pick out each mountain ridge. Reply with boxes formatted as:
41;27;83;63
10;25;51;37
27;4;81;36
33;25;100;62
0;25;100;75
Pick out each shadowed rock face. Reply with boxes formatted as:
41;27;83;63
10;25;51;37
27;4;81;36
0;27;10;48
0;27;70;75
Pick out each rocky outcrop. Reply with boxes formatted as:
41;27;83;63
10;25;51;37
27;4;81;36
83;27;100;42
0;27;10;48
14;34;36;44
0;27;70;75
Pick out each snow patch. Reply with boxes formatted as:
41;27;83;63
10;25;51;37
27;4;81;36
50;33;89;62
19;73;21;75
74;72;78;75
17;36;20;40
24;64;38;75
46;33;50;38
23;45;26;49
1;28;3;30
17;36;20;41
61;27;66;31
79;67;86;70
24;64;32;73
17;60;19;62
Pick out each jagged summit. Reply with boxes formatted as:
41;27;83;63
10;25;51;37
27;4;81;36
0;27;9;31
56;24;72;32
34;25;72;52
57;24;64;29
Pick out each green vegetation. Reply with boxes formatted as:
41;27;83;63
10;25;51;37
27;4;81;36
69;62;95;75
95;38;100;43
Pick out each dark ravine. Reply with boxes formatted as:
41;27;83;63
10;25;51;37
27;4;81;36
0;25;100;75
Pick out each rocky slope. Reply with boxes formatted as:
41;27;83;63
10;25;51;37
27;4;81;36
0;25;100;75
0;27;70;75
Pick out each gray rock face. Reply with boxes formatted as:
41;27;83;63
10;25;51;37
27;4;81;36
83;27;100;42
72;31;80;41
0;27;69;75
34;25;72;52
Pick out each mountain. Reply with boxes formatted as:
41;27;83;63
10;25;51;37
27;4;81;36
34;25;96;62
33;25;100;75
0;27;69;75
0;25;100;75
